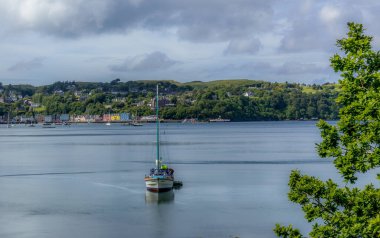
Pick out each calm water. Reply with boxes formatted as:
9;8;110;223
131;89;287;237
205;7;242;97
0;121;342;237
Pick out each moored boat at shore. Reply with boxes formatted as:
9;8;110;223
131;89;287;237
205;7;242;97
42;122;55;128
209;116;230;122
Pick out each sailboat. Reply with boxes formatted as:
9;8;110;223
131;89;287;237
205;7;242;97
144;85;174;193
129;112;143;126
131;115;143;127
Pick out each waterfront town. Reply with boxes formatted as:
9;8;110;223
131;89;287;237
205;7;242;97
1;112;135;124
0;80;339;124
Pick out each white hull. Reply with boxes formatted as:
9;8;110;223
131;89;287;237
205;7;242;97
145;178;173;193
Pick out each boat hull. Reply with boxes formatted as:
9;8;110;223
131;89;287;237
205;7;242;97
145;177;173;193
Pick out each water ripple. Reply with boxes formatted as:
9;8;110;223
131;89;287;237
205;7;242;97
128;160;332;165
0;169;130;178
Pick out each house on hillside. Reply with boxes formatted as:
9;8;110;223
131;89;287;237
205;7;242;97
73;115;87;122
30;102;40;108
135;101;146;107
243;91;253;97
120;112;130;121
150;97;173;109
44;115;53;123
111;90;128;96
112;97;126;102
60;114;70;122
54;90;64;96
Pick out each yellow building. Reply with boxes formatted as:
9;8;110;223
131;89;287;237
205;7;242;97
111;115;120;121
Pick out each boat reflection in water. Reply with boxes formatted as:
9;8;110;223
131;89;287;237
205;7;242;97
145;190;174;204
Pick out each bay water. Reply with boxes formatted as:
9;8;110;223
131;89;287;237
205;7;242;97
0;121;344;238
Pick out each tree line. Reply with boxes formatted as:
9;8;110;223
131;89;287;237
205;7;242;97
0;79;339;121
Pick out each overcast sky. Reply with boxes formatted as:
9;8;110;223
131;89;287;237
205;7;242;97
0;0;379;85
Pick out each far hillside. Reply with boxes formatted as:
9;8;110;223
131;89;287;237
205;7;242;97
0;79;339;121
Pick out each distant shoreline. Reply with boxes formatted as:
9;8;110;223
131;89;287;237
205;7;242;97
0;118;327;125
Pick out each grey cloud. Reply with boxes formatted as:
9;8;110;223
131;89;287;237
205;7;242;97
224;38;262;55
0;0;276;42
8;57;45;72
0;1;111;38
110;51;179;72
173;1;275;42
202;61;275;80
211;61;328;80
279;1;366;53
228;61;327;76
237;62;274;73
277;62;328;75
0;1;378;86
84;56;118;63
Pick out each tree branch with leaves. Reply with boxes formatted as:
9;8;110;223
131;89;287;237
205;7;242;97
275;22;380;238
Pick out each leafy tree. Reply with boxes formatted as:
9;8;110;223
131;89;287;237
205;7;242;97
111;101;125;112
0;103;6;116
275;23;380;237
110;78;120;85
85;102;106;115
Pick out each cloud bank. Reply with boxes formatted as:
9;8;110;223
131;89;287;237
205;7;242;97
110;51;179;72
8;57;45;72
0;0;378;85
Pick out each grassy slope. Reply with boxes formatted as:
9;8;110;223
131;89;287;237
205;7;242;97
183;79;264;89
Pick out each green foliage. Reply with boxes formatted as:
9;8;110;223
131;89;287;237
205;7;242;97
274;224;302;238
184;79;255;89
1;79;339;120
0;103;6;116
279;170;380;238
276;23;380;238
3;84;35;97
1;78;339;120
322;22;380;183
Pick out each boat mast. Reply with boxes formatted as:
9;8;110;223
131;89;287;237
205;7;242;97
156;84;160;170
7;109;10;128
7;107;10;128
